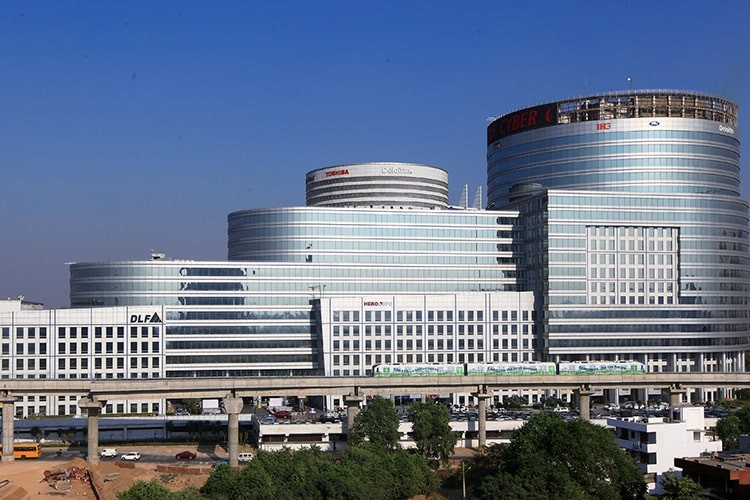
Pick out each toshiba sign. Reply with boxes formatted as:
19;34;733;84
325;169;350;177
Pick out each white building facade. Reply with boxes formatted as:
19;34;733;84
608;406;722;493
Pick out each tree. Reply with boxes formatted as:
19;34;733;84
408;402;458;465
182;399;202;415
735;404;750;433
501;394;528;410
468;412;646;500
117;479;202;500
716;414;741;450
348;396;401;450
117;480;173;500
660;472;703;500
200;445;438;499
29;426;43;443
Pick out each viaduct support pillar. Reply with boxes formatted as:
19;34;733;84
666;384;686;408
575;386;595;421
1;393;17;463
344;394;364;432
472;390;491;448
78;397;105;465
224;397;244;467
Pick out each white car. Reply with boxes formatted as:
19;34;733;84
121;451;141;461
100;448;118;458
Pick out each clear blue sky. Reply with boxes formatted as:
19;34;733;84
2;1;749;308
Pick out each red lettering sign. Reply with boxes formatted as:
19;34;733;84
487;104;558;144
325;169;350;177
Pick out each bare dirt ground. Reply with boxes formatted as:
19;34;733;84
0;445;219;500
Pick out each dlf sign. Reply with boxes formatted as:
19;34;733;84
130;313;162;324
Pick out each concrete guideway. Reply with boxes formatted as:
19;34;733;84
0;372;746;399
0;373;740;464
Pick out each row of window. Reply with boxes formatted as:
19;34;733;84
335;309;533;323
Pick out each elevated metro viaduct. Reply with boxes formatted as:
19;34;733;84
2;372;748;466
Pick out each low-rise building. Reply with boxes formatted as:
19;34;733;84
675;453;750;500
608;406;722;494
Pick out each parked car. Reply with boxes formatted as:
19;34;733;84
121;451;141;461
260;415;277;424
100;448;118;458
272;410;292;419
175;450;197;460
238;452;254;462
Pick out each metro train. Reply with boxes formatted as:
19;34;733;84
372;361;646;377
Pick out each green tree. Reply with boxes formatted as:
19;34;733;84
182;398;202;415
501;394;528;410
117;480;173;500
468;412;646;500
29;426;43;443
408;402;458;465
200;445;437;499
735;404;750;433
348;396;401;450
660;472;703;500
716;414;741;450
117;479;202;500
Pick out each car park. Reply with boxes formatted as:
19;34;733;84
175;450;197;460
121;451;141;461
100;448;118;458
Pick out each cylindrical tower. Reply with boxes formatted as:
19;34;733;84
486;90;750;376
487;90;739;206
305;162;449;209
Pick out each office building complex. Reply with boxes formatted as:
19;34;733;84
487;91;749;391
1;90;748;417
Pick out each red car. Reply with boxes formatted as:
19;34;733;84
175;450;197;460
272;410;292;419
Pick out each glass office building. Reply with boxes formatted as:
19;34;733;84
3;90;749;415
487;91;749;379
69;164;523;380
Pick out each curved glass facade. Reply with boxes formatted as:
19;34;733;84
487;91;750;374
305;162;449;209
70;206;518;378
227;207;509;264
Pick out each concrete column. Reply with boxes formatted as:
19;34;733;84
472;392;491;448
224;397;243;467
575;386;595;421
344;394;364;431
666;385;686;408
635;389;648;406
78;397;105;465
1;393;17;463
